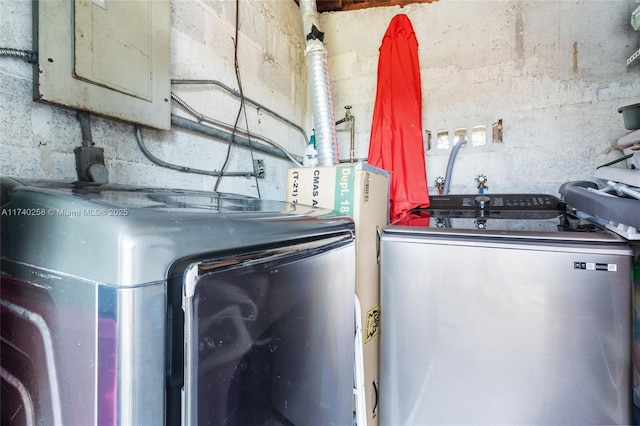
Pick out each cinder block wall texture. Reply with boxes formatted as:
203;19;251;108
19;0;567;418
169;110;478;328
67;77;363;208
2;0;639;198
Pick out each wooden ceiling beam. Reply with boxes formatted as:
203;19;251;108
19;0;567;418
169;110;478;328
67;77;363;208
336;0;438;12
294;0;438;13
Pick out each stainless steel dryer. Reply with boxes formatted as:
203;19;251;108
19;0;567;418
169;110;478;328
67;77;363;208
380;193;634;425
0;177;356;426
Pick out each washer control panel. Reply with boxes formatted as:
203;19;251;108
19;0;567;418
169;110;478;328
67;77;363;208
428;194;563;211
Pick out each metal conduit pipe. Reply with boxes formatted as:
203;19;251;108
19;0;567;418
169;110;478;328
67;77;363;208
335;106;355;163
171;115;298;163
135;126;256;177
171;79;308;145
76;111;93;147
300;0;339;166
348;115;355;164
0;48;38;63
171;93;302;166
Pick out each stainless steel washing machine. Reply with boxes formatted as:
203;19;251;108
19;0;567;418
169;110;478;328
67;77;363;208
0;177;356;426
380;193;634;425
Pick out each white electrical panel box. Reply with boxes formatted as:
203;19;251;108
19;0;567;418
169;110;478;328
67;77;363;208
34;0;171;130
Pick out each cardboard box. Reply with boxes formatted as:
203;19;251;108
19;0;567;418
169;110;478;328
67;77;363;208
286;163;389;425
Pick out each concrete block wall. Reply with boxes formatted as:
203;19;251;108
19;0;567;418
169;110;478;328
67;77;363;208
321;0;640;195
1;0;310;200
2;0;640;199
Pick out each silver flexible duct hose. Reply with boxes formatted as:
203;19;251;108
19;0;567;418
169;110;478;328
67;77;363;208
300;0;339;166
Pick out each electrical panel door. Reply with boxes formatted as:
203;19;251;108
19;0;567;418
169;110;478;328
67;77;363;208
34;0;170;129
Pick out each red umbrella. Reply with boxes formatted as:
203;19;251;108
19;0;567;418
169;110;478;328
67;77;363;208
368;14;430;223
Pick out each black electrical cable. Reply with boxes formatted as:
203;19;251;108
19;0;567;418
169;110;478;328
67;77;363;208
240;94;261;199
213;0;261;199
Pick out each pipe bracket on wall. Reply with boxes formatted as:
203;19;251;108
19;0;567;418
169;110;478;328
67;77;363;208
253;160;265;178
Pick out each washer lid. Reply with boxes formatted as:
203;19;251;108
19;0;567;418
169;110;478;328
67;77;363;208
1;177;300;215
384;217;627;244
0;177;354;286
389;192;623;242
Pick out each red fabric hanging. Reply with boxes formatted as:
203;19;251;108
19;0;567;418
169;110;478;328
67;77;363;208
368;14;430;223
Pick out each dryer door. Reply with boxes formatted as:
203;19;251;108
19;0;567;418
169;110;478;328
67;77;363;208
176;233;355;426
